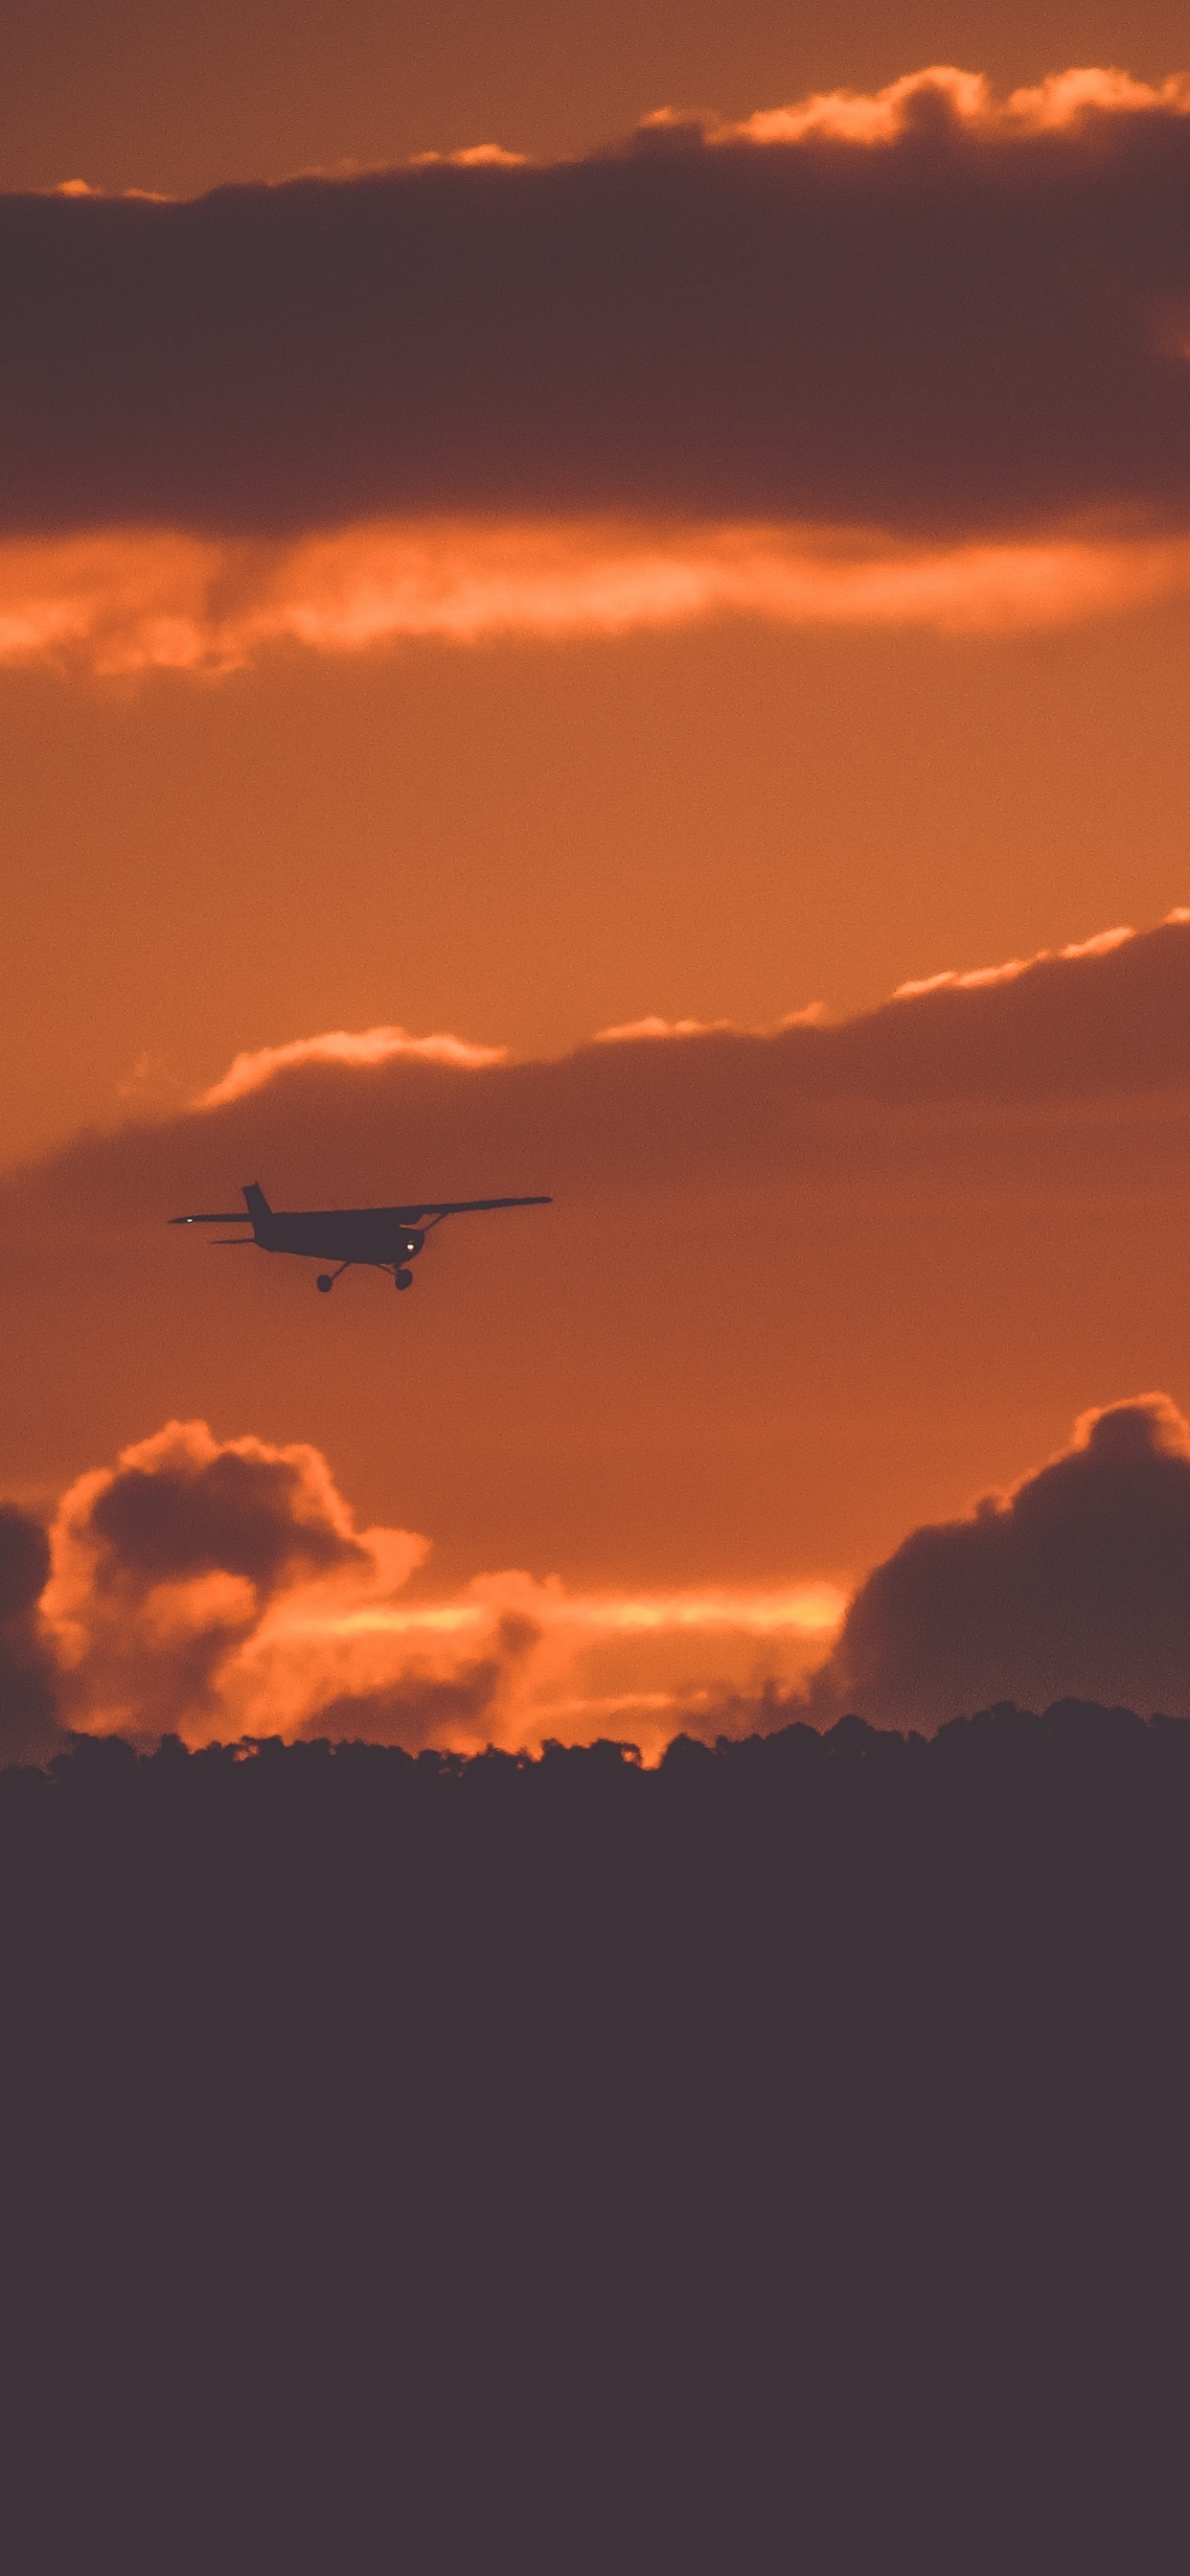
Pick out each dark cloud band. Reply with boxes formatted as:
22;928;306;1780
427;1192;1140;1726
6;86;1190;537
13;916;1190;1229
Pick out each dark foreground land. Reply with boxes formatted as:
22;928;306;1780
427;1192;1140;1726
1;1706;1188;2574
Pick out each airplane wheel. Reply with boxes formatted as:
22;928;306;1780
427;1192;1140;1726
316;1275;333;1294
396;1269;414;1290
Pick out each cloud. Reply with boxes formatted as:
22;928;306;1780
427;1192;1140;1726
5;519;1190;675
43;1419;426;1737
711;65;1189;149
156;911;1190;1188
7;73;1190;550
24;1417;843;1757
23;1388;1190;1757
890;923;1135;1000
197;1024;506;1108
0;1504;61;1765
302;1614;540;1752
593;1015;739;1045
808;1394;1190;1729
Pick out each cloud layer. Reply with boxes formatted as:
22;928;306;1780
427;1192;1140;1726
14;1391;1190;1756
810;1393;1190;1727
6;70;1190;544
3;916;1189;1611
13;908;1190;1208
31;1418;840;1757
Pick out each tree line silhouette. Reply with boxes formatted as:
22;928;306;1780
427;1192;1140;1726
1;1706;1186;2573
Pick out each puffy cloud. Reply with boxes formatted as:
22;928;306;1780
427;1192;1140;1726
30;1419;840;1756
8;75;1190;545
720;64;1187;148
44;1419;426;1738
809;1394;1190;1729
14;1390;1190;1757
0;1504;61;1764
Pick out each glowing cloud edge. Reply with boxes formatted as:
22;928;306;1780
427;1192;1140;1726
5;518;1190;680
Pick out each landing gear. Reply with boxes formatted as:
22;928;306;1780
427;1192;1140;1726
316;1275;333;1294
395;1268;414;1291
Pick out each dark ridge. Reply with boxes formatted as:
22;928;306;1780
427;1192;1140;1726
2;1705;1187;2574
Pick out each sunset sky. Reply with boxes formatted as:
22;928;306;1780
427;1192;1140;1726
3;3;1190;1755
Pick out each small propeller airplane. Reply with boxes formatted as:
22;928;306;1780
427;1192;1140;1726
171;1183;551;1293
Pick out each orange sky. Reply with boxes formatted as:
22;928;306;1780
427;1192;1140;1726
5;598;1190;1162
3;15;1190;1748
4;921;1189;1748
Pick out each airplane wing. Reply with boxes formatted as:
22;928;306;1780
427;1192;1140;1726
393;1196;553;1220
171;1197;551;1223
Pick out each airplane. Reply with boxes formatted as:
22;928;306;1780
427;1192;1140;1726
171;1182;551;1293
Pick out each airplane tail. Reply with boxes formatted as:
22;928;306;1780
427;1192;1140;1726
242;1184;272;1225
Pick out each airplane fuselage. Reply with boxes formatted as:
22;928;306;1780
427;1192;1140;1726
253;1208;425;1264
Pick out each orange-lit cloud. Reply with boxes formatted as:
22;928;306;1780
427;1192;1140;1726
44;1419;427;1737
198;1024;507;1108
595;1018;728;1045
891;923;1136;1001
252;1571;844;1756
706;64;1190;149
5;520;1190;676
27;1392;1190;1756
37;1418;844;1758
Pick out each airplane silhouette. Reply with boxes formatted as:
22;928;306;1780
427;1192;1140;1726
171;1183;551;1292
